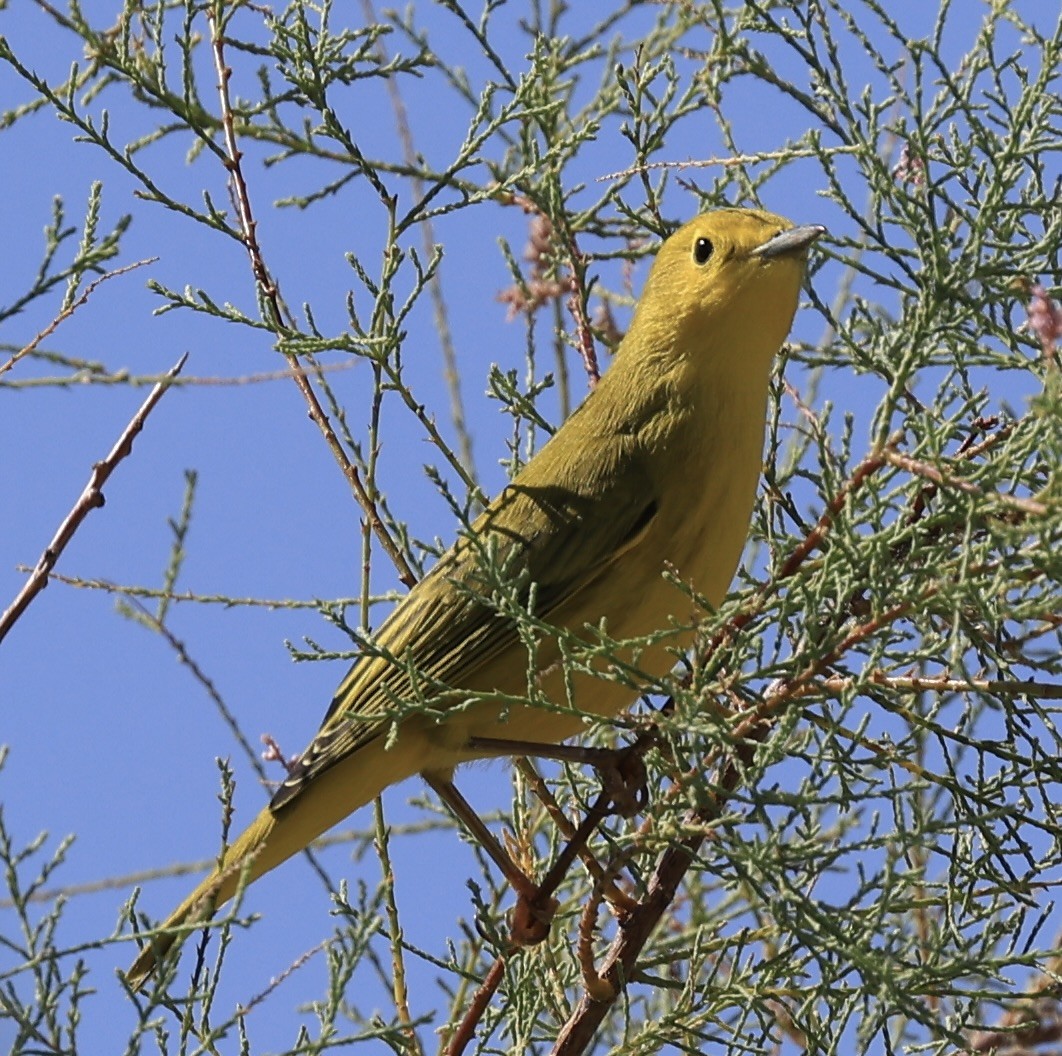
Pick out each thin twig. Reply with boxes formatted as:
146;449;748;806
700;434;897;663
0;819;450;909
15;568;385;611
0;353;186;645
597;143;864;182
125;594;267;783
883;446;1048;517
237;940;328;1018
870;671;1062;700
123;591;340;897
1;358;363;391
0;258;155;379
778;432;900;580
206;6;416;587
561;230;601;387
361;0;476;482
372;794;423;1056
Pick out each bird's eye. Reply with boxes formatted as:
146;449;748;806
693;237;714;265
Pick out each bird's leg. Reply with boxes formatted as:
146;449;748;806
422;772;557;946
467;736;649;819
422;772;536;897
513;757;640;916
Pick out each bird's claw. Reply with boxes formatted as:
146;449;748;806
509;890;559;947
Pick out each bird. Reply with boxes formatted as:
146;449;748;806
126;207;823;989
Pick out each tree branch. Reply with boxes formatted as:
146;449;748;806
0;353;187;645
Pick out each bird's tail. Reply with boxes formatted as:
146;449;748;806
125;806;279;991
125;736;426;991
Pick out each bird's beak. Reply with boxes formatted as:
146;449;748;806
751;224;827;259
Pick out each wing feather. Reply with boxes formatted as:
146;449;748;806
271;422;656;810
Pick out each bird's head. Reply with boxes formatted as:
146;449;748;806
626;208;825;372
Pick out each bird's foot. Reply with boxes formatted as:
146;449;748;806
467;736;649;818
508;888;558;947
423;771;558;946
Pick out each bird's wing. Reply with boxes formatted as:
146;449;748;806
271;428;656;810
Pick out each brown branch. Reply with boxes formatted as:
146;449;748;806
905;416;1002;524
884;446;1048;517
577;881;616;1002
562;231;601;388
1003;612;1062;656
443;768;637;1050
206;9;416;588
552;562;982;1049
707;433;898;658
551;583;930;1050
965;930;1062;1054
0;353;187;645
443;957;508;1056
968;993;1062;1055
783;431;902;579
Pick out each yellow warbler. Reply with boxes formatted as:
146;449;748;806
127;208;822;988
